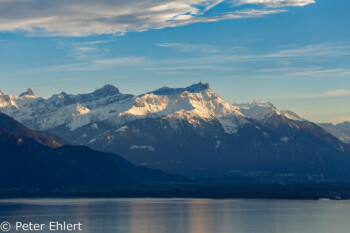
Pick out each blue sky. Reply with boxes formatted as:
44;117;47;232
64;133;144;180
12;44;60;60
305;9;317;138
0;0;349;123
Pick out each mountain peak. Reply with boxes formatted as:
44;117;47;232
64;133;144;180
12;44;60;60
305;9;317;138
19;88;35;97
58;91;69;98
248;99;265;105
186;82;210;92
93;84;120;97
149;82;210;96
236;99;275;109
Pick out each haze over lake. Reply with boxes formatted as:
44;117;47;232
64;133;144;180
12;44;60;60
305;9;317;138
1;198;350;233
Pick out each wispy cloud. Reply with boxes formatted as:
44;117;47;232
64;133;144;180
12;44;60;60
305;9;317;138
157;42;220;53
30;56;146;72
69;40;114;59
233;0;315;7
326;90;350;96
74;40;115;46
256;66;348;77
264;44;350;59
19;42;349;81
204;0;225;11
286;69;345;77
147;65;234;72
151;43;350;69
72;46;108;59
292;89;350;99
0;0;313;36
219;43;350;62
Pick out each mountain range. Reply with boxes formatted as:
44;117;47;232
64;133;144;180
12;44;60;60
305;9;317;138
1;83;350;182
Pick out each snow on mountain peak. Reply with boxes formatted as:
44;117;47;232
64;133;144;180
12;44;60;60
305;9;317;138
239;99;276;109
280;110;303;121
0;91;5;107
0;83;303;134
137;87;247;134
116;86;247;134
46;85;128;110
120;94;169;116
236;100;303;122
19;88;35;97
241;105;278;121
76;103;91;115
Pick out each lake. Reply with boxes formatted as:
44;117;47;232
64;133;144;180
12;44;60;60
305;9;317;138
0;198;349;233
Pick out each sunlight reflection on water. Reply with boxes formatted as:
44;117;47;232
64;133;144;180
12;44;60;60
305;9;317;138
0;198;350;233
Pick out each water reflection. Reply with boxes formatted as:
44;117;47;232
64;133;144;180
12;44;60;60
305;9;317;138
1;198;350;233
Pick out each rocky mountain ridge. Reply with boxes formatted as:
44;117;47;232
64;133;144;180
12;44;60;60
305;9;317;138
1;83;349;179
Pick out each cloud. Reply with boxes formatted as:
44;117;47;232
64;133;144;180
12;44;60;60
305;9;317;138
42;43;350;77
72;46;107;59
293;89;350;99
281;68;345;77
233;0;315;7
205;0;225;11
0;0;313;36
74;40;115;46
147;64;234;72
227;44;350;61
254;67;348;79
156;42;220;53
68;40;115;59
207;43;350;63
326;90;350;97
31;56;147;72
264;44;350;59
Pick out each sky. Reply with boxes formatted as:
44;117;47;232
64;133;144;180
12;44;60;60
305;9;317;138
0;0;349;123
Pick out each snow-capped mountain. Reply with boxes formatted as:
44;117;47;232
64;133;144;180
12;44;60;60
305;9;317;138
320;121;350;144
1;83;348;179
0;82;248;133
236;99;303;122
0;84;133;131
0;83;301;133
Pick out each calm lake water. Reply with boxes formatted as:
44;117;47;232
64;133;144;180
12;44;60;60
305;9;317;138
0;198;350;233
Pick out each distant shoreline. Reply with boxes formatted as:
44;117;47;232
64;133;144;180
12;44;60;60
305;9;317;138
2;183;350;200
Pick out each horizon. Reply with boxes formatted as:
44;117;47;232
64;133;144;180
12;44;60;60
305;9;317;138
1;0;349;123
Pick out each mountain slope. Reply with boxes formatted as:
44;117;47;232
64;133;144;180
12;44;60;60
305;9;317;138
0;113;184;192
237;100;344;147
0;112;61;147
0;128;133;191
